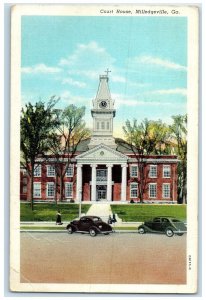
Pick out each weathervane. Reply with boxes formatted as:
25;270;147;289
105;68;111;76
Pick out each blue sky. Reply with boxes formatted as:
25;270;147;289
21;16;187;137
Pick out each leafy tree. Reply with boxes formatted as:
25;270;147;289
20;97;59;210
147;120;171;155
123;115;187;203
123;118;169;202
48;105;91;202
169;115;187;203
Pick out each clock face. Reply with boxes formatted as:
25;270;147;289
99;101;107;108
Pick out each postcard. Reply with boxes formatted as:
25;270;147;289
10;4;198;294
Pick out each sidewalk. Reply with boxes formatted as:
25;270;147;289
86;203;123;224
20;221;142;232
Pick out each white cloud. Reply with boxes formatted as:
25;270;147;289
67;70;100;80
77;41;106;53
128;81;150;88
62;77;86;88
60;91;91;106
111;75;126;83
110;73;150;88
148;88;187;96
59;41;115;79
59;41;114;67
112;92;185;108
21;63;62;74
118;100;176;107
131;55;187;71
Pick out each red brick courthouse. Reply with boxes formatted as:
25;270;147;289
20;74;178;203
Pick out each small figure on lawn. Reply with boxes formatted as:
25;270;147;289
56;210;63;225
108;215;113;225
112;213;117;224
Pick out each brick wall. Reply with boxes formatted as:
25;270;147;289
20;158;178;202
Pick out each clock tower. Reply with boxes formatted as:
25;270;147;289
88;72;116;149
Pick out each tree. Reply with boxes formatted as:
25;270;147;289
48;105;91;202
20;97;59;210
123;118;170;202
169;115;187;203
147;120;171;155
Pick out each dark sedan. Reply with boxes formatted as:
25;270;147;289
66;216;113;237
138;216;187;237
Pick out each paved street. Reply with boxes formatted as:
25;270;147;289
20;232;186;284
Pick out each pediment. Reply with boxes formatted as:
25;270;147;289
76;143;128;164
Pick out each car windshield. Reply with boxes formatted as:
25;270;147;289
92;217;102;222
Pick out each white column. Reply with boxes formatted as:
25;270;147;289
121;164;127;201
91;164;97;201
106;164;113;202
76;164;82;202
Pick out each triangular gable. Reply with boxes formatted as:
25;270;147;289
76;143;128;163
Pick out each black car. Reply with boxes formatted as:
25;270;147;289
66;216;113;237
138;216;187;237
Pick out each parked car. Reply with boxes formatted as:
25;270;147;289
138;216;187;237
66;216;113;237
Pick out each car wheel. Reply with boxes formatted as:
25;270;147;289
67;226;73;234
89;228;96;237
138;227;146;234
177;233;184;236
104;233;109;235
165;228;174;237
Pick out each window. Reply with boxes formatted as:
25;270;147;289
163;165;171;178
107;121;110;130
33;183;41;198
163;183;170;198
97;169;107;181
101;121;105;130
66;166;73;177
23;178;27;184
65;182;73;198
154;218;161;223
97;122;99;130
47;165;55;177
149;165;157;178
34;164;41;177
47;182;55;198
149;183;157;198
23;186;27;194
130;183;138;198
130;165;138;177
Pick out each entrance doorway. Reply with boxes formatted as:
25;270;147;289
96;185;107;201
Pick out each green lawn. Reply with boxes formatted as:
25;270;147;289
20;203;186;223
111;204;186;222
20;203;91;222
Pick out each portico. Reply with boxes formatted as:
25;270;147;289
75;144;128;202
